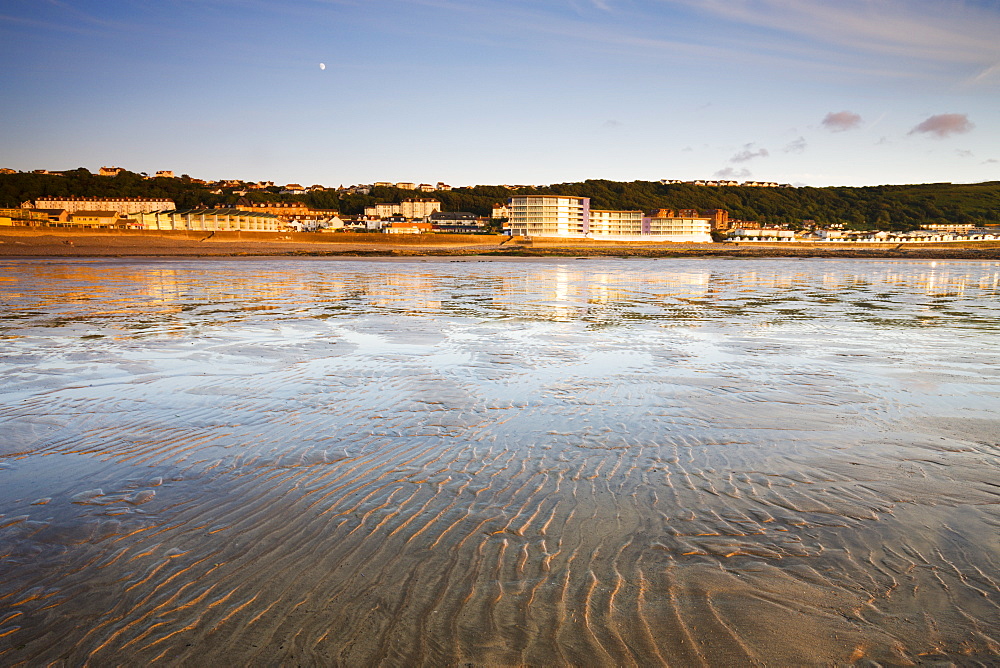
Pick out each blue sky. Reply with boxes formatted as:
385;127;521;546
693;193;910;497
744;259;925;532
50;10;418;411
2;0;998;187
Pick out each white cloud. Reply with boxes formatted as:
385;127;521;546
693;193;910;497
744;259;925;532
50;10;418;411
909;114;975;138
730;144;769;163
714;166;752;179
821;111;862;132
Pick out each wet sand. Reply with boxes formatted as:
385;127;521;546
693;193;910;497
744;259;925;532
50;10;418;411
3;228;1000;259
0;258;998;665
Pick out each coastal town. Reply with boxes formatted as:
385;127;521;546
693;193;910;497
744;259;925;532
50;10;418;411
2;166;999;245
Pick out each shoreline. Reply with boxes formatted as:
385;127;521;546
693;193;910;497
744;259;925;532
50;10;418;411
2;228;1000;260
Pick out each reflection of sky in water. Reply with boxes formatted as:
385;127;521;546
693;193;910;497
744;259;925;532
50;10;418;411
0;258;999;665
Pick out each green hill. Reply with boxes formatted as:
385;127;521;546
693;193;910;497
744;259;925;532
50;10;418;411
3;169;998;231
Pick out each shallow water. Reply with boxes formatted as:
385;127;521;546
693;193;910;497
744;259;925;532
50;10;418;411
0;257;998;666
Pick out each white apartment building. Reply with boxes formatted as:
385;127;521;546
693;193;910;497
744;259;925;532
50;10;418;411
363;199;441;220
29;196;175;215
508;196;590;237
400;198;440;219
588;210;644;237
365;203;400;218
647;214;712;242
508;195;713;242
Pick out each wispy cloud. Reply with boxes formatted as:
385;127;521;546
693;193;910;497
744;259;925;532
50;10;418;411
714;166;751;179
663;1;1000;63
909;114;974;138
821;111;862;132
955;149;973;158
659;0;1000;83
601;119;623;128
730;144;769;163
967;62;1000;85
783;137;806;153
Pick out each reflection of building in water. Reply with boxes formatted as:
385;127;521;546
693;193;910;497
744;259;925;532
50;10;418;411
507;196;713;242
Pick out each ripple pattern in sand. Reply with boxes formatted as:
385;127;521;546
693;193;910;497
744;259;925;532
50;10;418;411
0;258;998;665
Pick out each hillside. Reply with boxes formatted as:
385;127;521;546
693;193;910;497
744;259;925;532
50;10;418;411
3;169;998;231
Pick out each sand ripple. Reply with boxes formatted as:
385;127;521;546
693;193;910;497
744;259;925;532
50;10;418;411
0;258;998;665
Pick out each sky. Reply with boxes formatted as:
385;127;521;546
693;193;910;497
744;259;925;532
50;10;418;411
2;0;999;187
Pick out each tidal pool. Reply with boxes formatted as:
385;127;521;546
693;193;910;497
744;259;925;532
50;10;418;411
0;257;998;665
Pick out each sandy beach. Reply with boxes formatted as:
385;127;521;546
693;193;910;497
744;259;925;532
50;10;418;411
1;257;997;665
3;227;1000;259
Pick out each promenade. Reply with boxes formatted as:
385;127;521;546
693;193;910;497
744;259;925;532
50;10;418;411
2;227;1000;259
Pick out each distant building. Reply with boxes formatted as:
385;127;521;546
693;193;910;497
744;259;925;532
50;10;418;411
228;199;337;223
429;211;486;233
68;210;125;227
364;203;401;219
373;182;394;188
401;198;440;219
728;228;795;240
649;208;728;233
281;184;305;194
0;208;50;225
418;183;436;192
508;196;591;237
135;209;283;232
0;168;17;175
645;209;713;242
98;166;125;177
154;170;175;178
920;223;975;232
34;208;70;224
364;199;441;220
507;195;713;242
386;221;433;234
491;203;510;220
29;196;174;215
588;209;645;238
436;182;452;191
395;182;416;190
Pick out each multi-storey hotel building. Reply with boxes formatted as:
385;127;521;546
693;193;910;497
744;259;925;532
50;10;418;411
363;199;441;220
507;196;591;237
508;195;713;242
588;209;645;238
28;196;175;215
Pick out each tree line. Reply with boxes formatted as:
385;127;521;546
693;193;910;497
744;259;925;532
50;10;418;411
2;169;998;230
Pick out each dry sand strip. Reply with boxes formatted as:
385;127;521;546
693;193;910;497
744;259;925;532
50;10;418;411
2;229;1000;259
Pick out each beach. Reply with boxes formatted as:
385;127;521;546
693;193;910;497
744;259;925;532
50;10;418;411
1;257;998;665
3;227;1000;259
